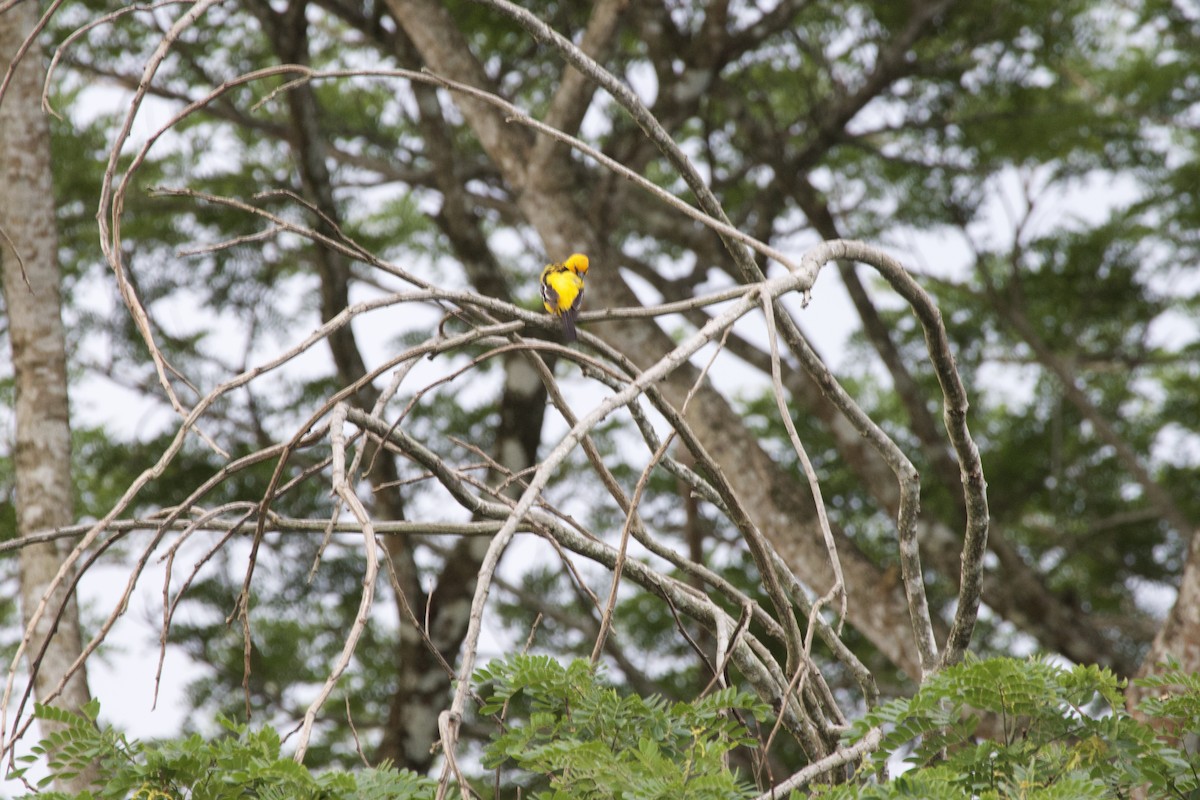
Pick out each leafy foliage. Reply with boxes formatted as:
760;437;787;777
473;655;767;799
20;658;1200;798
11;702;437;800
814;656;1200;799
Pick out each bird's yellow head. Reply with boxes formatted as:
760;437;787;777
565;253;589;275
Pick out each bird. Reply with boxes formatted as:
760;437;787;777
540;252;590;341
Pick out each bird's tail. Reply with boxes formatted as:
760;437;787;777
561;305;579;342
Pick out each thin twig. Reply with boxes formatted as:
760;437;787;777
0;223;30;291
40;0;189;119
590;320;734;664
759;289;847;631
293;404;379;763
0;0;66;110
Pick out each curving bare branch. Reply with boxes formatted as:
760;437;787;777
1;7;994;796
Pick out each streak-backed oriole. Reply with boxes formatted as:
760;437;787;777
540;253;589;341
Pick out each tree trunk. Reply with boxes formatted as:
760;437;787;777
0;5;96;791
1129;528;1200;713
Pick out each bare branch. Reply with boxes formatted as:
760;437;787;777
832;241;989;670
752;726;883;799
760;290;850;637
293;404;379;763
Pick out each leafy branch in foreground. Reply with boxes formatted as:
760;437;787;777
11;702;437;800
813;656;1200;800
14;656;772;799
474;655;768;800
14;657;1200;799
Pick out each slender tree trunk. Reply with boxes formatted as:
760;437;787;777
1129;530;1200;713
0;4;95;791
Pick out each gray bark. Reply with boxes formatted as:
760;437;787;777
1;4;96;791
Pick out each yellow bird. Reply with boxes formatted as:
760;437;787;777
540;253;590;341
